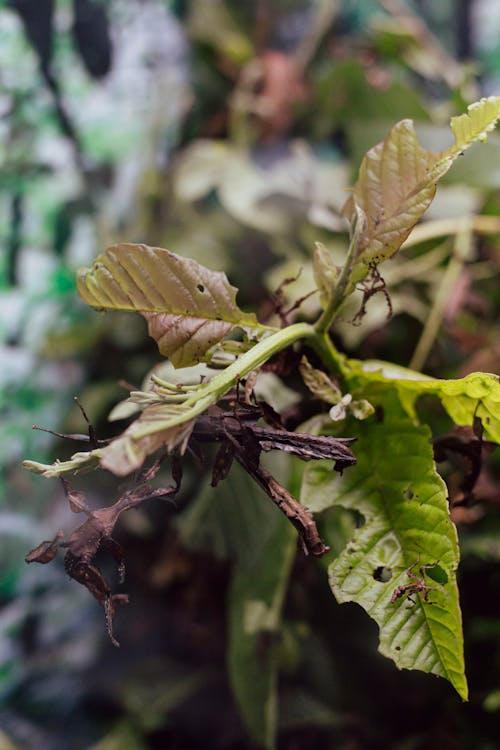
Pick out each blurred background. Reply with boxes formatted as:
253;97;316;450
1;1;500;748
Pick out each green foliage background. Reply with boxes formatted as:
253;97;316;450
2;1;500;749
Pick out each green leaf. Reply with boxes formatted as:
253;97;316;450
229;512;296;750
178;461;296;749
343;96;500;266
301;397;467;700
77;243;266;367
446;97;500;155
23;450;103;477
345;360;500;444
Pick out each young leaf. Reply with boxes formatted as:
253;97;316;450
342;119;440;265
301;397;467;700
24;323;318;478
446;96;500;156
77;243;270;367
299;355;342;405
99;403;196;476
313;242;339;309
342;96;500;266
23;450;103;477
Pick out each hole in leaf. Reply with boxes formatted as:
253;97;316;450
403;487;414;500
373;565;393;583
197;284;205;293
342;508;365;529
425;564;448;585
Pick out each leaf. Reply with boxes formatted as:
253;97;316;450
343;97;500;266
177;460;297;748
174;140;228;202
301;396;467;699
23;402;197;478
25;532;63;564
312;242;339;309
85;720;149;750
299;356;342;404
77;243;266;367
99;403;195;476
23;450;103;477
226;464;297;750
446;97;500;155
342;119;442;264
346;361;500;444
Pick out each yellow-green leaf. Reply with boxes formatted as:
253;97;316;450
446;96;500;156
301;397;467;699
346;360;500;443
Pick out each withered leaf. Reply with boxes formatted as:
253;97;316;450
211;441;236;487
27;464;182;646
193;415;356;473
61;477;89;513
25;532;63;564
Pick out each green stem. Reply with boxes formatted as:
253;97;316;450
310;332;348;378
192;322;315;401
135;322;317;439
314;219;361;334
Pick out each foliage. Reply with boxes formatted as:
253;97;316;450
22;96;500;747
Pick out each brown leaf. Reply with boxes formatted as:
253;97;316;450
61;477;89;513
25;532;63;564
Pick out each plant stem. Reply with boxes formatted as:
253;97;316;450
195;322;316;401
134;322;317;439
314;221;360;334
310;332;348;377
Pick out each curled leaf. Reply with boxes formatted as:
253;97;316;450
25;532;63;564
299;356;342;405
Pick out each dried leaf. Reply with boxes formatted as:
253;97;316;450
25;532;63;564
27;466;180;645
